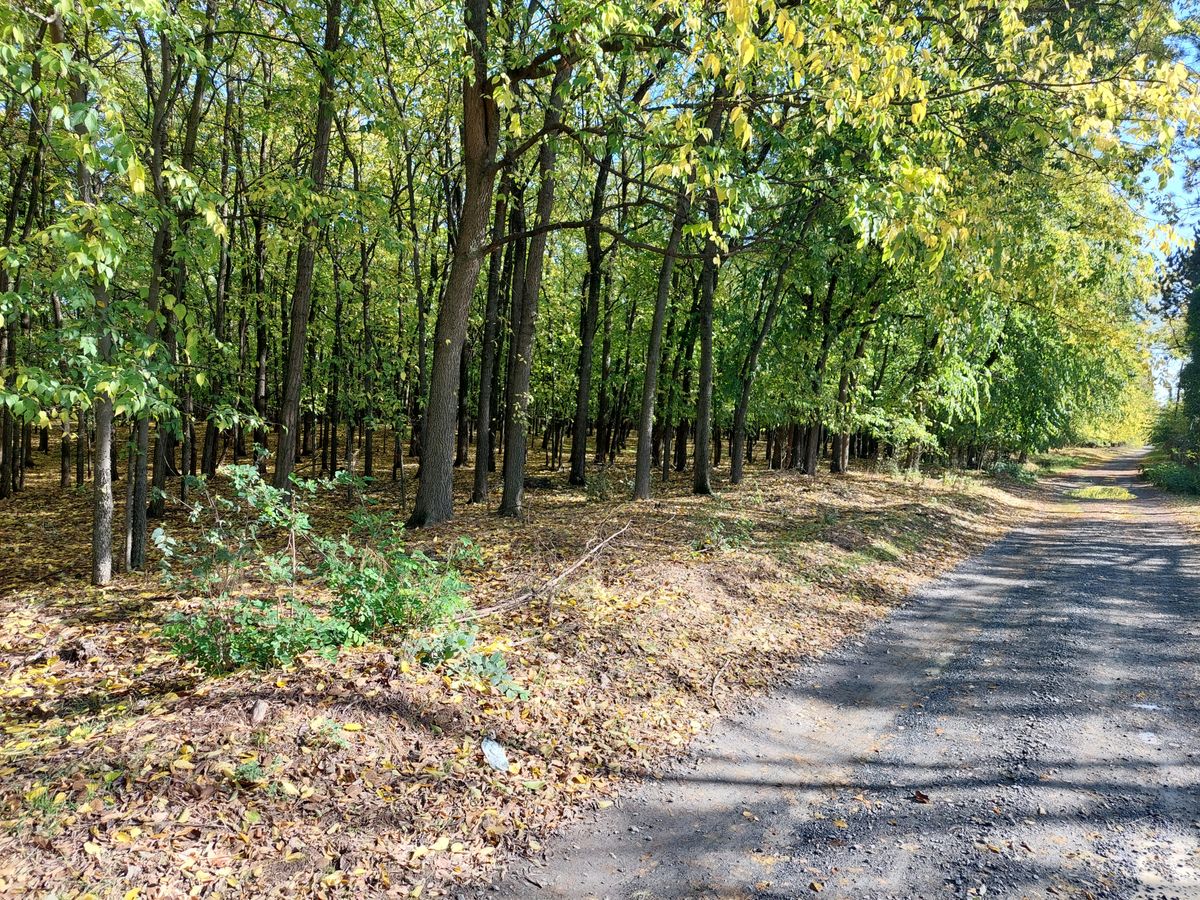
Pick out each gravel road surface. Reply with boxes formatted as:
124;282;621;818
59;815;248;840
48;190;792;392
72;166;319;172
480;449;1200;899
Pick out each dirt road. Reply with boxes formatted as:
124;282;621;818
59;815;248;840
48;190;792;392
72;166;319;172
480;449;1200;899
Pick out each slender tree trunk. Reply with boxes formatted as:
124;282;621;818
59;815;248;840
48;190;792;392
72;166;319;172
471;185;507;502
455;339;472;467
594;273;614;465
633;191;689;499
731;272;782;485
568;141;613;486
0;326;9;501
693;188;721;495
49;12;114;584
76;410;86;486
633;96;723;499
274;0;341;489
499;66;569;517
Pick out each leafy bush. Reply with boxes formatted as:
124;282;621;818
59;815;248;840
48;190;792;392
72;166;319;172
1143;460;1200;495
152;464;317;597
876;455;902;477
157;465;475;676
1150;404;1194;458
320;537;468;634
985;458;1036;484
584;467;624;502
162;595;362;674
691;514;754;552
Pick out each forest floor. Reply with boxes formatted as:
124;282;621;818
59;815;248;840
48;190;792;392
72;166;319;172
0;441;1084;898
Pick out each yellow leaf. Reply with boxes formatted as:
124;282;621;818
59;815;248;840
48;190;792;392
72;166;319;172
431;836;450;852
128;157;147;195
84;841;103;856
342;722;362;732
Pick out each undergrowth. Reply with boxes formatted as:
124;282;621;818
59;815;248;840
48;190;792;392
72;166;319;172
156;465;486;678
1143;460;1200;495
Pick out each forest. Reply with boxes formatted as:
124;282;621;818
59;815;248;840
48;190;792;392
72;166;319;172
0;0;1198;895
0;0;1185;580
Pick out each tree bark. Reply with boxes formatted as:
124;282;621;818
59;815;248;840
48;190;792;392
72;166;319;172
407;0;499;526
693;187;721;495
568;138;614;486
731;271;783;485
471;185;508;502
499;66;570;517
274;0;341;489
633;190;689;499
633;95;723;499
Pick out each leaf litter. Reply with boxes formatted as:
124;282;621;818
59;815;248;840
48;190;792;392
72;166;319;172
0;453;1039;897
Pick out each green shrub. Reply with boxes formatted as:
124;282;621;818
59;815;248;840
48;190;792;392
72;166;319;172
157;465;472;676
691;514;754;552
319;503;471;633
584;468;625;502
320;537;468;634
162;595;362;674
985;458;1036;484
1143;460;1200;495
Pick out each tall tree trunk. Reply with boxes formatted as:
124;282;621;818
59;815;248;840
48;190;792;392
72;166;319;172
568;139;613;486
731;271;783;485
633;191;689;499
274;0;341;489
252;210;269;468
328;255;346;474
50;12;114;584
471;185;508;502
593;273;614;464
455;339;472;467
499;66;570;517
633;95;723;499
0;326;9;501
693;194;721;495
129;222;170;570
407;0;499;526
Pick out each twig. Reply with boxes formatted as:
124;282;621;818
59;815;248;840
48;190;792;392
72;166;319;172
710;656;735;707
460;522;631;622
